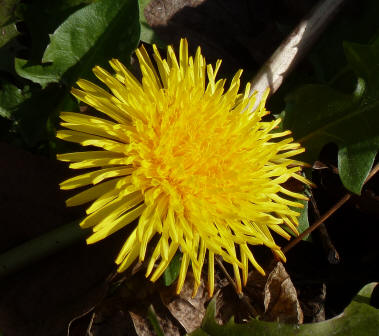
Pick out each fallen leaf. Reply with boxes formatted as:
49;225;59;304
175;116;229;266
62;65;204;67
161;271;208;333
263;262;303;324
244;261;303;323
129;310;156;336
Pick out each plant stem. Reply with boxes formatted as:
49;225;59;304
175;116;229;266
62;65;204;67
0;220;89;278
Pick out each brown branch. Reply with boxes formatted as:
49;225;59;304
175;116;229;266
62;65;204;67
215;256;238;292
310;194;340;264
283;162;379;253
249;0;345;105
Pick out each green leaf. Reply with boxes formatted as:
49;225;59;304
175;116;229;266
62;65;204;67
0;79;77;148
0;0;22;48
296;199;310;239
0;81;30;119
189;283;379;336
163;251;181;286
0;0;20;27
283;38;379;195
19;0;94;63
0;23;19;48
14;59;61;87
13;86;68;146
15;0;140;88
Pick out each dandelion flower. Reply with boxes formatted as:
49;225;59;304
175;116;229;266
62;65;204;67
57;38;311;297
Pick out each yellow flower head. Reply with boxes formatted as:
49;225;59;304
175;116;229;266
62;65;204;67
57;38;310;297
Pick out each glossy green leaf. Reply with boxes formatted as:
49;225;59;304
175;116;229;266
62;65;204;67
19;0;92;64
283;38;379;195
15;0;140;88
15;59;61;87
189;283;379;336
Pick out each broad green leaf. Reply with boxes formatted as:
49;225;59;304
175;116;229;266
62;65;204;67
15;59;61;87
163;251;181;286
18;0;94;64
283;38;379;195
189;283;379;336
15;0;140;88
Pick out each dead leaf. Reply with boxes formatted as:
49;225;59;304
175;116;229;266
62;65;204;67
244;261;303;324
84;270;184;336
160;271;208;333
263;262;304;324
129;310;156;336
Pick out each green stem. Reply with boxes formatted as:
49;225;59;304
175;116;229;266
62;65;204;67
0;221;89;278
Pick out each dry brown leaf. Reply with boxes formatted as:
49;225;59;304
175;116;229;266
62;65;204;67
129;311;156;336
160;271;208;333
244;261;303;323
263;262;303;324
85;270;183;336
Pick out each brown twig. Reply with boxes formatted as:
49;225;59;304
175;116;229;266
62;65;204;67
283;162;379;253
310;195;340;264
249;0;345;106
215;256;237;292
